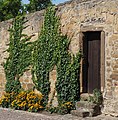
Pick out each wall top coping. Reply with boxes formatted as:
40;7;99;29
0;0;118;25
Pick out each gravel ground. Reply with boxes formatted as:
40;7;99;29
0;108;118;120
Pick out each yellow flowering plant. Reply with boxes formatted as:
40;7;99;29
58;102;75;114
11;91;44;112
0;92;17;108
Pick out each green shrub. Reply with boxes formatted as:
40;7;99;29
46;102;75;115
88;89;103;105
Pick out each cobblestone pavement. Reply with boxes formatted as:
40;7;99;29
0;108;118;120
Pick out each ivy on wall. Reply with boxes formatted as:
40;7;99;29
32;6;81;106
32;6;59;106
4;6;81;106
55;35;81;104
4;16;33;93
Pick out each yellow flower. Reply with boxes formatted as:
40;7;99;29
19;101;27;107
28;103;32;107
34;103;39;108
39;105;43;109
1;95;5;100
29;106;33;110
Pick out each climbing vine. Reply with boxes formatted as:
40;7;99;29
4;16;33;93
4;6;81;107
32;6;59;106
32;6;81;106
56;36;81;104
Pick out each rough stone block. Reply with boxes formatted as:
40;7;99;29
76;101;101;116
27;83;34;90
110;73;118;80
76;101;96;110
103;100;118;117
80;93;90;101
71;110;90;117
22;83;27;90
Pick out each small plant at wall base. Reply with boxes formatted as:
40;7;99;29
0;92;17;108
4;16;33;93
88;89;103;105
0;91;43;112
46;102;75;115
32;6;82;107
11;91;43;112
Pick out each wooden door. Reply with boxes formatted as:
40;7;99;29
83;31;101;93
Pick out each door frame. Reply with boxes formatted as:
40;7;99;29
79;26;105;93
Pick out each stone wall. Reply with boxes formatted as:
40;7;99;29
0;0;118;116
0;20;11;96
0;11;44;96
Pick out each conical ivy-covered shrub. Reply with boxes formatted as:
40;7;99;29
4;16;33;93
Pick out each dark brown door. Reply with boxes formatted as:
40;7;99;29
82;31;101;93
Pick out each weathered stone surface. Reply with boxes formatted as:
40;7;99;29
76;101;97;110
0;107;118;120
80;93;90;101
75;101;101;116
71;109;90;117
27;83;34;90
110;74;118;80
48;67;58;107
102;100;118;117
0;0;118;116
